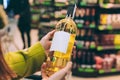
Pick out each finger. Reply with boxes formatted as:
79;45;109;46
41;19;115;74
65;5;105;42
46;30;56;40
41;63;48;79
64;62;72;71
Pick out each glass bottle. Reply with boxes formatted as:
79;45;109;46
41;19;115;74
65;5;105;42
46;16;77;76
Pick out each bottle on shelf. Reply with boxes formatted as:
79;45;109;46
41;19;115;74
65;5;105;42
85;8;90;27
81;51;86;68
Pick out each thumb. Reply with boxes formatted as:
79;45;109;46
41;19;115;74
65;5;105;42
64;62;72;71
49;62;72;80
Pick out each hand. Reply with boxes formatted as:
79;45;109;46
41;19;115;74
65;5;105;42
14;15;20;20
41;62;72;80
40;30;56;55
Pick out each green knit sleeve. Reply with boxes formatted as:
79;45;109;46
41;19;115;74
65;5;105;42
4;42;46;78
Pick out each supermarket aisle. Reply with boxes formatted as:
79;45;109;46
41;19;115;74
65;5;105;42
5;25;120;80
72;75;120;80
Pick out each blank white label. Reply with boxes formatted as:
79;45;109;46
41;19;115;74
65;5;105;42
50;31;70;53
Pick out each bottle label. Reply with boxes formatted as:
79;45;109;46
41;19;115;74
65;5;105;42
50;31;70;53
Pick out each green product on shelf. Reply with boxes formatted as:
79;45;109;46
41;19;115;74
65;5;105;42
90;44;95;49
77;44;83;49
59;15;66;18
55;3;66;7
90;24;95;28
97;46;103;51
85;68;95;72
99;70;105;74
107;25;112;30
80;1;87;6
111;69;116;72
115;45;120;49
78;68;84;72
41;1;51;5
77;23;83;28
98;25;104;30
78;67;95;72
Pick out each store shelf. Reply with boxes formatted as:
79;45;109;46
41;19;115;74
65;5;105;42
99;3;120;9
98;69;120;77
76;45;96;50
98;25;120;30
99;68;117;74
72;68;98;77
79;1;98;7
77;23;96;29
97;45;120;51
39;22;56;28
73;68;120;77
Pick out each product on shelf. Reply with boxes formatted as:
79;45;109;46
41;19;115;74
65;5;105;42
80;0;98;6
75;8;96;28
99;13;120;30
39;0;52;5
54;0;68;6
102;54;114;72
95;56;103;70
99;0;120;8
116;51;120;70
97;34;120;46
76;29;96;49
72;49;96;70
103;0;120;4
99;34;114;46
94;51;120;73
54;9;67;18
114;35;120;45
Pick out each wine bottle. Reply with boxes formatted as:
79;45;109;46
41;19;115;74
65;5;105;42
46;5;77;76
85;8;90;27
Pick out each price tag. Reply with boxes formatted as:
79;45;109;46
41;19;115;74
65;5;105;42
80;2;87;6
78;68;84;72
111;69;116;72
97;46;103;51
107;25;112;30
90;45;95;49
77;23;83;28
99;70;105;74
85;68;95;72
98;25;104;30
90;24;95;28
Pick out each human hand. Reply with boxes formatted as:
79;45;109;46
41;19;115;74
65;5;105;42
41;62;72;80
40;30;56;55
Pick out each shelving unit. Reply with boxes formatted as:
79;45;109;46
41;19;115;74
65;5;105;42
72;0;120;77
30;0;120;77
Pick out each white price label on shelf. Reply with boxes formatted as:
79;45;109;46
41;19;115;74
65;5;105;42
50;31;70;53
55;0;67;3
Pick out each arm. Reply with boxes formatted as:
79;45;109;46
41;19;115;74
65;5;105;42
0;5;8;27
4;30;55;79
4;42;46;78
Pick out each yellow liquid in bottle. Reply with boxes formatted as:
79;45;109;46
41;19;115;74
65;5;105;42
46;17;77;76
